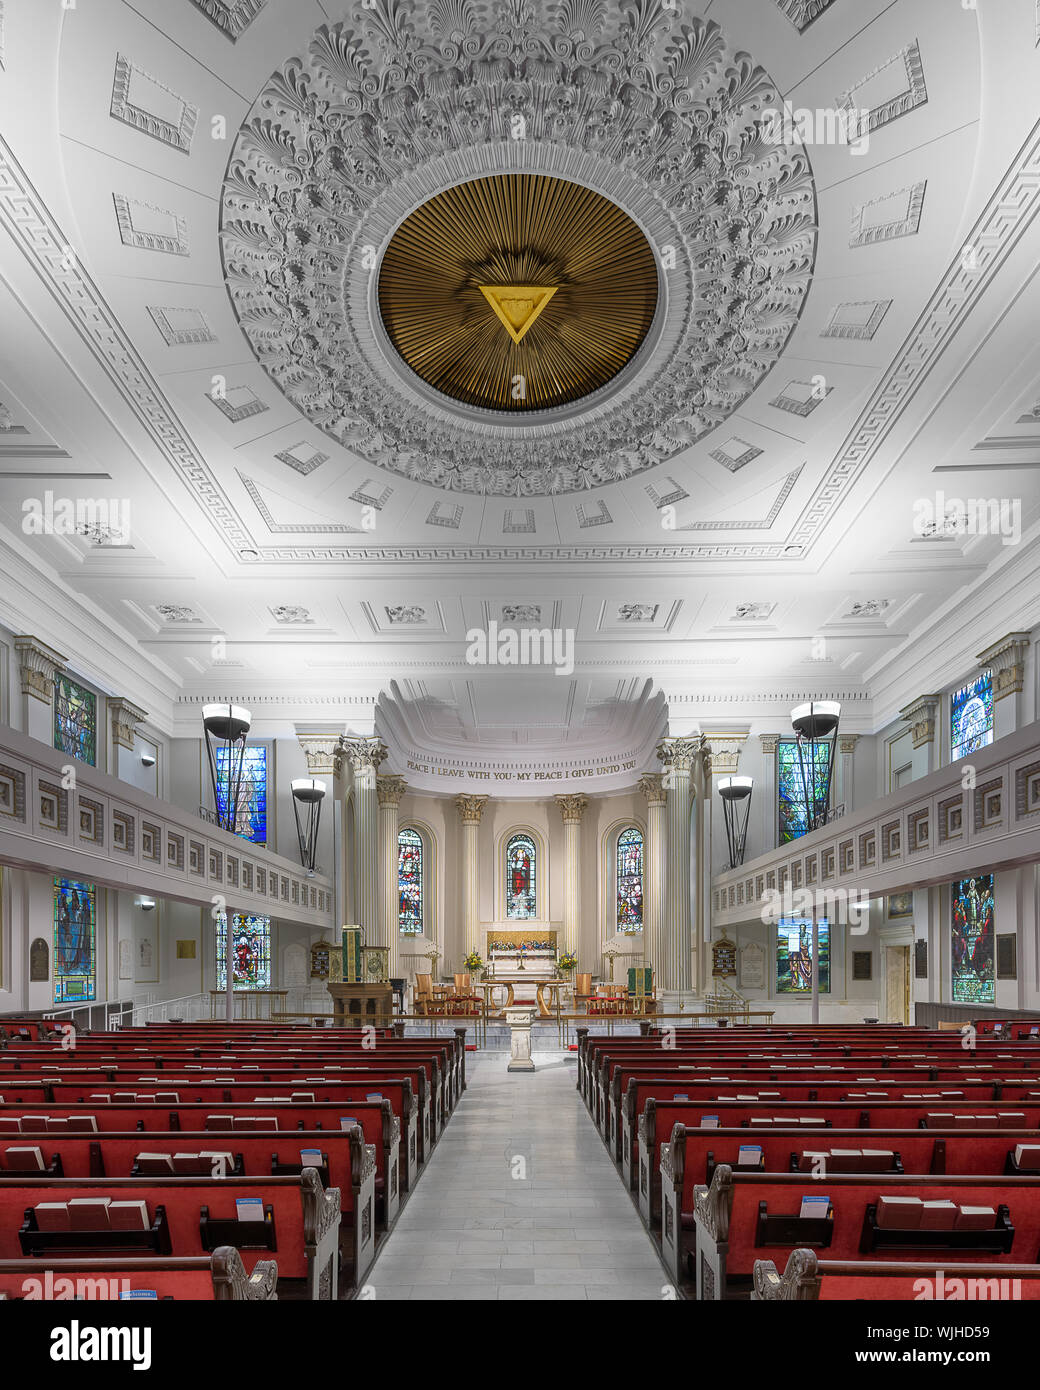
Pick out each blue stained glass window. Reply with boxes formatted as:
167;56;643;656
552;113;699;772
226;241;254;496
53;675;96;766
215;745;267;844
778;740;833;844
951;672;993;762
951;875;995;1004
616;827;644;932
398;827;423;934
505;833;537;920
216;912;271;990
775;918;830;995
54;878;96;1003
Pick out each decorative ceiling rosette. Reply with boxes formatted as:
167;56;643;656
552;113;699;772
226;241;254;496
220;0;817;496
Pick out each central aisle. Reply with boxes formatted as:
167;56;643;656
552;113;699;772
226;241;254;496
365;1049;669;1300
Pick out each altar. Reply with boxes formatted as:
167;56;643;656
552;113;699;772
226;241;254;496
484;927;559;979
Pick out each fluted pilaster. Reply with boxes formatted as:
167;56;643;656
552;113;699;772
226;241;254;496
555;794;588;966
377;774;407;974
656;737;705;995
455;795;489;960
340;736;387;942
639;773;667;990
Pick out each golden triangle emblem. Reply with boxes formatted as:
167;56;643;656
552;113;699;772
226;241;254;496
478;285;558;345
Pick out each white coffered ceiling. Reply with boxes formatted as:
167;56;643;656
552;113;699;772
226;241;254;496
0;0;1038;744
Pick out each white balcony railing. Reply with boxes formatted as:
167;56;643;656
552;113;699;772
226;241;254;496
0;724;334;928
712;720;1040;928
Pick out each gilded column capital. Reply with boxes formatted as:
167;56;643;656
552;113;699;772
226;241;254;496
455;793;489;824
13;635;66;703
340;735;388;775
638;772;667;807
377;773;407;808
297;735;339;776
109;697;148;751
899;694;941;749
758;733;781;756
977;631;1032;702
656;736;703;774
701;732;748;775
554;793;589;824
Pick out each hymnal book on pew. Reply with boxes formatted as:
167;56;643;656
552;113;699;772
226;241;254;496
876;1196;923;1228
3;1146;44;1169
67;1116;99;1133
798;1195;831;1219
264;1096;292;1103
366;1093;383;1101
68;1197;112;1229
136;1152;176;1173
154;1092;180;1103
0;1119;21;1133
119;1290;157;1299
860;1150;895;1170
300;1149;323;1167
737;1145;763;1167
236;1197;266;1223
108;1201;149;1231
1000;1113;1027;1127
672;1094;689;1102
339;1117;359;1129
700;1116;719;1129
1014;1144;1040;1169
33;1202;70;1231
88;1095;112;1104
955;1205;996;1231
919;1200;958;1230
173;1153;209;1174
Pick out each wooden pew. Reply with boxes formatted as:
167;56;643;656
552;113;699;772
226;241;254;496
2;1124;383;1282
0;1170;341;1300
752;1248;1040;1301
655;1123;1040;1236
0;1096;416;1199
0;1247;277;1301
680;1165;1040;1299
637;1098;1040;1217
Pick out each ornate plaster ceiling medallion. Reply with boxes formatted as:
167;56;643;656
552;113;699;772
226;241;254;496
377;174;658;410
220;0;817;496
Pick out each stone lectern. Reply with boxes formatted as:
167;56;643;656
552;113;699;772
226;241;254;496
505;1006;535;1072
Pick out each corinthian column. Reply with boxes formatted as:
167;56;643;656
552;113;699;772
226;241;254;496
657;737;704;997
377;774;407;974
639;773;667;989
554;795;589;967
455;795;489;962
340;736;387;943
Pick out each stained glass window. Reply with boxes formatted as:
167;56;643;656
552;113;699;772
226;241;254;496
216;912;271;991
53;675;96;766
951;672;993;762
215;745;267;844
617;826;644;932
775;918;830;994
778;740;833;844
54;878;96;1004
398;827;423;934
505;833;537;920
951;875;995;1004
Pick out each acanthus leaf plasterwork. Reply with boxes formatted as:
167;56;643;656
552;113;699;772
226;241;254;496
1;43;1036;560
220;0;816;497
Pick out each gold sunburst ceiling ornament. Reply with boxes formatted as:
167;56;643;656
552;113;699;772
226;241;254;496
377;174;659;413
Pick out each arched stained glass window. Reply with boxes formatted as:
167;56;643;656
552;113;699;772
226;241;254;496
398;827;423;934
616;827;644;932
505;833;537;920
